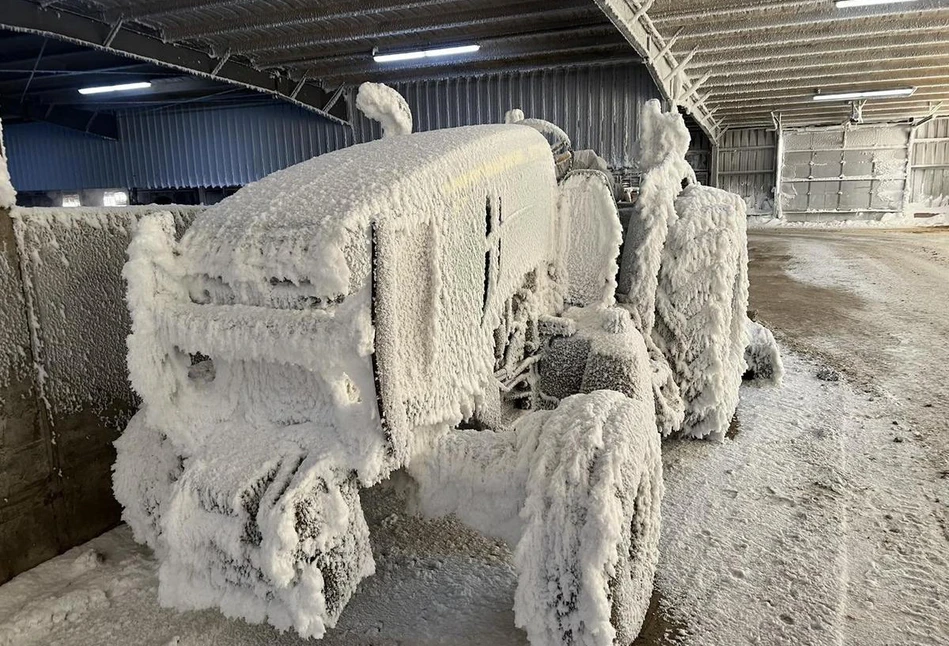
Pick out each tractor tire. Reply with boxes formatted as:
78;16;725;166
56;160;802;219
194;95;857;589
512;390;662;646
653;184;750;440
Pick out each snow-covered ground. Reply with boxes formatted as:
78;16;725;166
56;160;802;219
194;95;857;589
748;211;949;230
2;228;948;645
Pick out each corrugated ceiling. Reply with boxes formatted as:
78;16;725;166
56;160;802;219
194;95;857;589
643;0;949;129
2;0;946;137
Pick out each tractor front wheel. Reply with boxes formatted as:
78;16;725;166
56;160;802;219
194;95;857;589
512;390;663;646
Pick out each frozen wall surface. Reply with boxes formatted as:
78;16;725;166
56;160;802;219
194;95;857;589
0;205;201;583
0;202;52;584
12;207;200;424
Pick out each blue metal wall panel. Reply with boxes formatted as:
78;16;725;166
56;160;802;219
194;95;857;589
4;103;352;192
349;63;662;169
8;64;661;192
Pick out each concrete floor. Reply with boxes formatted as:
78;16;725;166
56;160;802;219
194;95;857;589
747;227;949;481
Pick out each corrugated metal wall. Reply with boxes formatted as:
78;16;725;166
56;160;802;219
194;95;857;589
910;117;949;208
718;129;776;216
4;103;352;192
349;63;662;169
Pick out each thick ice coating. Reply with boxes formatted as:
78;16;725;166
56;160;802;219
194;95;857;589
744;319;784;386
355;82;413;137
115;124;567;639
616;98;692;328
558;170;623;307
615;99;691;435
0;122;15;209
654;184;750;440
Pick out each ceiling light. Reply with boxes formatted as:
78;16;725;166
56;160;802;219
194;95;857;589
78;81;152;95
374;44;479;63
813;88;916;102
834;0;917;8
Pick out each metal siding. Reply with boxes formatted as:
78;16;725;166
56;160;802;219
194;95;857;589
349;63;662;169
4;103;352;192
717;128;776;216
910;117;949;208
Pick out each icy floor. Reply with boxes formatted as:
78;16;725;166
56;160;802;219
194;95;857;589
2;229;949;646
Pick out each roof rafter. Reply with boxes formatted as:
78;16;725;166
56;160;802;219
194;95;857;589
594;0;720;141
0;0;349;123
240;2;599;59
2;98;119;138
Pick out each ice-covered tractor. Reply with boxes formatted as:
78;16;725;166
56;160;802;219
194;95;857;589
114;100;757;645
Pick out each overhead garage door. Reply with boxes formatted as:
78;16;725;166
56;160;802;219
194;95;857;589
780;126;910;222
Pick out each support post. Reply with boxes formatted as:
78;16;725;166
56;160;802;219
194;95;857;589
772;112;785;220
905;122;917;215
711;141;719;188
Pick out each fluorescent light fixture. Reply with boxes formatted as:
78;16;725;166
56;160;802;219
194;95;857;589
835;0;917;7
813;87;916;102
374;44;479;63
78;81;152;95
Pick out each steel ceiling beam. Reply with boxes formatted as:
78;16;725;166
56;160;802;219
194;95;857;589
736;111;947;126
697;52;949;78
715;101;949;123
670;5;949;40
162;0;446;43
594;0;719;142
284;26;625;76
687;23;946;55
701;57;949;86
719;102;949;123
2;99;119;139
241;2;601;59
732;98;949;115
0;0;349;123
651;0;824;24
689;41;949;69
711;83;949;107
101;0;249;22
323;50;640;87
703;64;949;92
